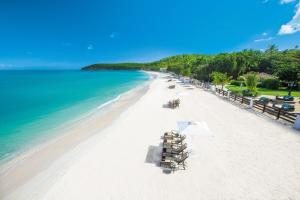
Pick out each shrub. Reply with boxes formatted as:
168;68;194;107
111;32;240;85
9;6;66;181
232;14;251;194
245;72;258;93
230;80;244;86
242;89;258;97
237;76;246;81
262;78;280;89
257;82;263;88
297;82;300;90
210;72;231;90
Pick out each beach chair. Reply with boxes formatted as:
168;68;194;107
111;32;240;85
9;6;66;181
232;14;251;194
162;143;187;155
160;160;177;170
167;100;174;108
166;99;180;109
161;152;188;162
163;141;186;148
171;99;180;108
162;134;185;140
163;142;186;150
163;135;185;145
168;85;175;89
163;135;186;143
160;153;189;170
163;131;181;137
174;99;180;107
162;131;184;139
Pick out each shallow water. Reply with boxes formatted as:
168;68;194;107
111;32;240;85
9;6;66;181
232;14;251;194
0;70;149;162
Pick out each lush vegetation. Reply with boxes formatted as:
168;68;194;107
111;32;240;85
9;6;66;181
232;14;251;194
82;63;148;70
82;45;300;95
210;72;231;90
226;85;300;97
243;72;259;96
156;46;300;84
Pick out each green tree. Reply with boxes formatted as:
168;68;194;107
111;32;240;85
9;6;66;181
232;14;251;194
182;67;192;77
245;72;258;93
84;47;300;89
210;72;231;90
265;44;279;54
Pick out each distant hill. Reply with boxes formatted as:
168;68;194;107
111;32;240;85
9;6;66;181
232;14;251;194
82;63;147;71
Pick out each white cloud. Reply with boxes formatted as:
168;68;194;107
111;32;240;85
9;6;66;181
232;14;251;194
279;24;300;34
254;37;274;42
87;44;94;50
280;0;296;4
278;2;300;34
262;0;269;4
262;32;268;36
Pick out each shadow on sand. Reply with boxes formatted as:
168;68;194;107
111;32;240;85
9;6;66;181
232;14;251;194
145;144;173;174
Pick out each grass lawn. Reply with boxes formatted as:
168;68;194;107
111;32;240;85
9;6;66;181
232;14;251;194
226;85;300;97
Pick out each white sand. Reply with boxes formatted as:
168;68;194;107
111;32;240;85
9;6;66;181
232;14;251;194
2;72;300;200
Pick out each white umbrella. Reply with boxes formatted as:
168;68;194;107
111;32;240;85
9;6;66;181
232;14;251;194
177;121;213;136
177;121;213;156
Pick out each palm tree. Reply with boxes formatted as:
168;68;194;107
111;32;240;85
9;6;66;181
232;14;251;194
266;44;279;54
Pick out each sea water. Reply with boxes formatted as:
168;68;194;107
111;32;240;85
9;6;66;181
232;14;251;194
0;70;149;163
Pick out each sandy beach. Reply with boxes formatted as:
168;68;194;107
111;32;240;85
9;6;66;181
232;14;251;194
1;72;300;200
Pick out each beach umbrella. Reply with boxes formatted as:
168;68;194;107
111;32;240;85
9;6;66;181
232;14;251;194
177;121;213;156
177;121;213;136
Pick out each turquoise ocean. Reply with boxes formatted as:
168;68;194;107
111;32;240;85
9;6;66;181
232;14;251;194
0;70;149;163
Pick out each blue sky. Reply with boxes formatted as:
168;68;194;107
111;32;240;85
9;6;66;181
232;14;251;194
0;0;299;69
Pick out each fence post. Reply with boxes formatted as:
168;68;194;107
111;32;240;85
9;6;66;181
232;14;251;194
263;104;266;113
241;96;244;104
222;90;225;96
212;86;216;94
227;91;231;99
249;98;254;108
276;108;281;120
234;94;237;101
294;114;300;130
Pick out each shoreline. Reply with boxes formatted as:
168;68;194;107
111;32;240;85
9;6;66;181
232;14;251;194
0;72;153;198
0;70;150;164
1;72;300;200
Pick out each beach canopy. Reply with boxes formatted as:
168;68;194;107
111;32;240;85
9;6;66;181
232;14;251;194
177;121;212;136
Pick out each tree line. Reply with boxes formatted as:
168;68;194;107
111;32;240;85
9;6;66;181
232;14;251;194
82;45;300;85
150;45;300;84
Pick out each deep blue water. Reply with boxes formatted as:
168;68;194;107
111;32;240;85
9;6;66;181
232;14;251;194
0;70;149;162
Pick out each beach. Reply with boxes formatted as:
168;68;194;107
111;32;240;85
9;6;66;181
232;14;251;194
1;72;300;200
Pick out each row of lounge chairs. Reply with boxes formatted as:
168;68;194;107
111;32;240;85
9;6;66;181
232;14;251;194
160;131;188;170
167;99;180;109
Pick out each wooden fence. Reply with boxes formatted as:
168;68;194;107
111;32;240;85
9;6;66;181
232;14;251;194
213;87;297;124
